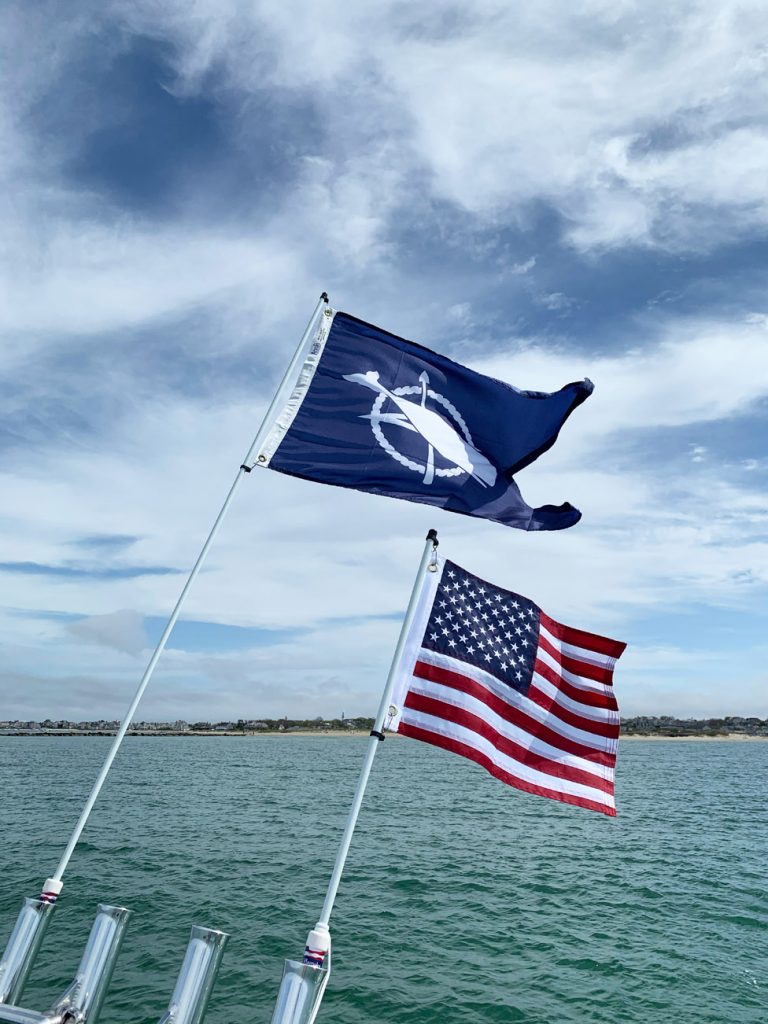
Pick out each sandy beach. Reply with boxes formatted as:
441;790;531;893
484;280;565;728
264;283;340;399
620;733;767;741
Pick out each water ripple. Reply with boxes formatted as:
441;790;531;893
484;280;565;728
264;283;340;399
1;737;766;1023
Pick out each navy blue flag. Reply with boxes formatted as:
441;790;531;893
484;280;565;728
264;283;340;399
252;310;593;530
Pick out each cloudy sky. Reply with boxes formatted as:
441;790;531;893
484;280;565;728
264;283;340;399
2;1;767;723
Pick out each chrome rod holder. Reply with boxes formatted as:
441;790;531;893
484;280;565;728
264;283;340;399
157;926;228;1024
48;904;131;1024
0;899;56;1005
269;960;328;1024
0;1005;47;1024
0;903;130;1024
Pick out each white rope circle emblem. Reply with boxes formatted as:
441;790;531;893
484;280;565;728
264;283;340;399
369;385;474;478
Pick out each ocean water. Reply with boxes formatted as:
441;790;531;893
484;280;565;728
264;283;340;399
0;736;766;1024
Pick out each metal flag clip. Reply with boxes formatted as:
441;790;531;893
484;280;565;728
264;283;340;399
427;528;439;572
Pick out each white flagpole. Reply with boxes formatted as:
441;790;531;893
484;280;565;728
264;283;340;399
268;529;438;1024
319;528;438;929
42;292;330;901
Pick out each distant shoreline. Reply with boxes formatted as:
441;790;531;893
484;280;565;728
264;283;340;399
0;729;379;738
621;733;767;741
1;730;766;741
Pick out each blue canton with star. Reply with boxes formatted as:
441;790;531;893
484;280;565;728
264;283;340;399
421;560;541;695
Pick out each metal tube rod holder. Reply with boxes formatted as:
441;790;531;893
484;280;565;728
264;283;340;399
157;926;228;1024
269;960;328;1024
0;904;130;1024
0;899;56;1005
51;903;131;1024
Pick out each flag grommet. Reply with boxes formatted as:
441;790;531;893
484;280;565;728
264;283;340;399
388;704;398;717
257;454;266;463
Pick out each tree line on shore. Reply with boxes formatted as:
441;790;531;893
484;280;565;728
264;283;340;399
2;715;766;736
620;715;767;737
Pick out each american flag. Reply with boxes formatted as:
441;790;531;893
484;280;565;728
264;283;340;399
386;558;626;816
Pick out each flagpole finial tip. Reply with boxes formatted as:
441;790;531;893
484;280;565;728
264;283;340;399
426;528;438;545
321;291;329;303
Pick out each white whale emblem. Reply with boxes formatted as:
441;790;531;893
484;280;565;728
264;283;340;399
343;370;497;488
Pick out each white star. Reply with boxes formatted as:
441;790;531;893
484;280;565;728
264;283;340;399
500;661;507;671
448;638;457;648
521;638;529;647
447;569;455;579
467;645;475;655
442;627;450;636
515;626;523;636
511;600;519;610
484;653;492;662
470;629;478;639
459;634;468;643
439;600;447;609
516;670;523;680
430;632;438;641
435;615;444;625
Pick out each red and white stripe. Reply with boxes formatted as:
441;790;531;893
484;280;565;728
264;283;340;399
390;605;626;816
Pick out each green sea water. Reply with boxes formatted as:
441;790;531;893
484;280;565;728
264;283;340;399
1;736;766;1023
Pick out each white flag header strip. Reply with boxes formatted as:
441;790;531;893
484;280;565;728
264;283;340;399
249;306;336;468
385;555;445;733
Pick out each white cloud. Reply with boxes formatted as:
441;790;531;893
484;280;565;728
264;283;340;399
0;222;300;337
2;303;768;716
0;0;767;385
478;314;768;441
2;2;768;719
67;609;148;657
108;0;768;252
